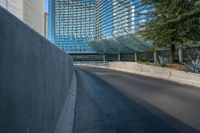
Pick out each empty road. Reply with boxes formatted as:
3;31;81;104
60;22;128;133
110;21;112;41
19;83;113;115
74;66;200;133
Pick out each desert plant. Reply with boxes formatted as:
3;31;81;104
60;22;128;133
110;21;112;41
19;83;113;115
184;50;200;73
157;55;168;67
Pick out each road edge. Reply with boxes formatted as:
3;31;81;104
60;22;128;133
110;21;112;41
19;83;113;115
76;64;200;88
54;71;77;133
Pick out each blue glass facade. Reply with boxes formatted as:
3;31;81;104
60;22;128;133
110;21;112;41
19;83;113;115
48;0;96;53
48;0;150;54
96;0;151;39
133;0;151;30
96;0;113;39
48;0;55;42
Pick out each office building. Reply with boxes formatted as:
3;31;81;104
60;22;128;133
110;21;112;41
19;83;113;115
48;0;96;53
49;0;150;54
0;0;23;20
96;0;113;39
133;0;151;31
96;0;150;38
112;0;133;35
0;0;44;35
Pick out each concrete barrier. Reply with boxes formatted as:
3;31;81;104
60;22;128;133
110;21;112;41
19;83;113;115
76;61;200;88
0;6;76;133
108;62;200;87
74;61;109;67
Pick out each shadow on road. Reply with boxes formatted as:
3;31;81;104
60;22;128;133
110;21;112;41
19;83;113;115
73;67;200;133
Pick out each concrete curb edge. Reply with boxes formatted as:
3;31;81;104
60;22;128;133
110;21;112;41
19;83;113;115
54;71;77;133
76;64;200;88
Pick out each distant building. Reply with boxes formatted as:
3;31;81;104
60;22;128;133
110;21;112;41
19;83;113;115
44;12;48;38
0;0;44;36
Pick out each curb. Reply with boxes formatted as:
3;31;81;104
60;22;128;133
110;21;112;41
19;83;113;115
54;71;77;133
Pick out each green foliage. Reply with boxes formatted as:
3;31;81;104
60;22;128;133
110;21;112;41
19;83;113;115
138;0;200;47
184;50;200;73
157;55;168;67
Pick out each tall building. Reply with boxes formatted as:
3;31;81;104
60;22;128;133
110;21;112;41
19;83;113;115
0;0;23;20
44;12;48;38
112;0;133;35
48;0;150;53
0;0;44;35
132;0;150;31
48;0;96;53
96;0;149;39
23;0;44;35
96;0;113;39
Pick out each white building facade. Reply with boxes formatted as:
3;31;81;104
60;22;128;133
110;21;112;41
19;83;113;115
0;0;44;35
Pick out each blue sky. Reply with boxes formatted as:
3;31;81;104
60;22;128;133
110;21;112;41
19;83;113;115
45;0;48;12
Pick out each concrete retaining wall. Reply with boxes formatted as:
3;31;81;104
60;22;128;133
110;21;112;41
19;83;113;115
0;6;75;133
109;62;200;87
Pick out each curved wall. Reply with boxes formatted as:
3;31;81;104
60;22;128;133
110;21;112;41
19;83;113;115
0;6;74;133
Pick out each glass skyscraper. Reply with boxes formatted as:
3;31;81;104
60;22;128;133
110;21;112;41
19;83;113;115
48;0;96;53
49;0;150;54
96;0;150;39
133;0;151;31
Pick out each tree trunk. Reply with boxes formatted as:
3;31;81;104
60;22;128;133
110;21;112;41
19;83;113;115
169;44;175;64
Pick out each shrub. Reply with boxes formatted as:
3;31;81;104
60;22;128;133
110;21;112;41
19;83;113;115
157;55;168;67
184;50;200;73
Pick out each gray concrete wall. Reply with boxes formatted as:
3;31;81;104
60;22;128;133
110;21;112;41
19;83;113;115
76;61;200;88
0;6;75;133
108;62;200;87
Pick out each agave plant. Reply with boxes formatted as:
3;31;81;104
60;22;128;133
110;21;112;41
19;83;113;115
184;50;200;73
158;55;168;67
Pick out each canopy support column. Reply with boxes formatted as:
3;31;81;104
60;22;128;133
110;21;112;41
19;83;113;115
118;53;121;61
154;50;157;63
134;52;138;62
103;54;106;62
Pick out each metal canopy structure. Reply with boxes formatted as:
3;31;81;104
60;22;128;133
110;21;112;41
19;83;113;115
87;33;152;54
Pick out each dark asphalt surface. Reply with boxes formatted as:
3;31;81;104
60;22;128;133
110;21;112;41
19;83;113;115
74;66;200;133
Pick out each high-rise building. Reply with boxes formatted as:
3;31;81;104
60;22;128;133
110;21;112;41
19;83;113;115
96;0;113;39
48;0;96;53
44;12;48;38
0;0;44;35
0;0;23;20
23;0;44;35
112;0;133;35
48;0;150;53
132;0;150;31
96;0;149;39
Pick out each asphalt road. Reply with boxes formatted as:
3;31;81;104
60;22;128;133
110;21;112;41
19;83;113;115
74;66;200;133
